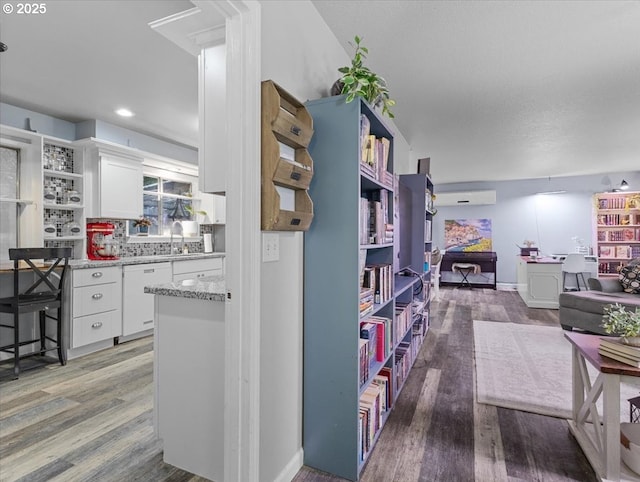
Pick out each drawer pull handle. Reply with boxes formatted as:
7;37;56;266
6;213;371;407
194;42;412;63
143;320;153;325
92;272;103;278
91;322;103;329
144;269;154;273
92;293;103;300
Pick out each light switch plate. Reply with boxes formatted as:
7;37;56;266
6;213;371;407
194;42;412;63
262;233;279;262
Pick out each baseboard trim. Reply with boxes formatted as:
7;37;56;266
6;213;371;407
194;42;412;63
497;282;517;291
271;448;303;482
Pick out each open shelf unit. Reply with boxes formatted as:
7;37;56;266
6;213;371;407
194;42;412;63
303;96;429;480
42;139;86;259
594;191;640;276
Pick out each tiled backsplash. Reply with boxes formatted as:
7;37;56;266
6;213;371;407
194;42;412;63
87;219;224;257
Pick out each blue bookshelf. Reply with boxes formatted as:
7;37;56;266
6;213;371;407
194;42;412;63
303;96;431;480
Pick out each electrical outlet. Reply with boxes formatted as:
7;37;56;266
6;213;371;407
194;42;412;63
262;233;280;262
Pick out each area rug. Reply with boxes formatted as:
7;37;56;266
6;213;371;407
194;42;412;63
473;320;640;419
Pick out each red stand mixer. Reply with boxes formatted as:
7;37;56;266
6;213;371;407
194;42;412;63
87;222;120;260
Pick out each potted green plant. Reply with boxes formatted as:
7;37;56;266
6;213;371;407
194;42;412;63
602;303;640;346
133;216;152;236
332;35;396;118
185;205;208;221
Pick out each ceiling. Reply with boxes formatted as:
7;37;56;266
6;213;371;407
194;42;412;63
1;1;638;184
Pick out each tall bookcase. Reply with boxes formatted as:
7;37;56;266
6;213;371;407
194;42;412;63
303;96;429;480
594;191;640;276
398;173;434;325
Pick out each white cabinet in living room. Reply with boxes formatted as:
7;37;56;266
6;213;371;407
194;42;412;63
99;154;143;219
71;266;122;348
172;257;223;282
122;262;172;337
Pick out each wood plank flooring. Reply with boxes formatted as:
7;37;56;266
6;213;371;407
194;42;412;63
294;288;597;482
0;288;598;482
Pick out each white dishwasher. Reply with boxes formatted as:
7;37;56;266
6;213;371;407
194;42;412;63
122;262;172;337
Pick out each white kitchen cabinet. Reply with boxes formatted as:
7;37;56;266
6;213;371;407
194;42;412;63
198;44;226;194
71;266;122;348
99;154;143;219
172;257;223;282
211;194;226;224
122;262;172;336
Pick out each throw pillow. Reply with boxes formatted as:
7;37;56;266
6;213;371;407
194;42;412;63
619;264;640;294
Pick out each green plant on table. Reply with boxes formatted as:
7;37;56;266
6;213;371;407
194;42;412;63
601;303;640;338
336;35;395;118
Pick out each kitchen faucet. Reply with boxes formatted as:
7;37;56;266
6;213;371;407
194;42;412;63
170;221;185;254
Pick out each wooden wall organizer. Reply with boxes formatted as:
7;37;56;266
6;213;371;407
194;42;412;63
261;80;314;231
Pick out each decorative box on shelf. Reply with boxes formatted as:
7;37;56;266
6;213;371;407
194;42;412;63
261;80;314;231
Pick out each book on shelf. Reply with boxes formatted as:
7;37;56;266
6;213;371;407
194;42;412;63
360;322;378;367
599;337;640;359
599;246;614;258
394;302;412;342
360;191;391;245
368;315;392;361
359;114;371;163
372;374;390;412
359;338;369;386
379;366;393;410
616;245;631;259
359;383;382;460
359;133;392;184
624;228;638;241
359;287;374;317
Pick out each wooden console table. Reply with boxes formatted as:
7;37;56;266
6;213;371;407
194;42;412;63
440;251;497;289
564;332;640;481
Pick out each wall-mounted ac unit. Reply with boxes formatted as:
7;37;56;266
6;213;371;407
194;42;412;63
434;190;497;207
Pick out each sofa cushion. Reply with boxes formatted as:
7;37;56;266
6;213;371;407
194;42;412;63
620;264;640;294
559;290;640;316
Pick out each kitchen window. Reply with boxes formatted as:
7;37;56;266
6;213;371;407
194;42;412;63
0;145;20;262
128;174;194;236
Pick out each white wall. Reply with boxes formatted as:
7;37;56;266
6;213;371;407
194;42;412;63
432;170;640;285
258;1;350;481
259;4;418;479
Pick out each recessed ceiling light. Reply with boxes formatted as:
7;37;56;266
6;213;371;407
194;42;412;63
115;108;134;117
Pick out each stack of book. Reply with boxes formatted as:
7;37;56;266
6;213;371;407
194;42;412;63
358;114;393;186
359;322;378;368
363;263;393;304
359;191;392;245
358;382;383;461
368;315;392;361
359;287;374;317
394;302;411;342
598;337;640;367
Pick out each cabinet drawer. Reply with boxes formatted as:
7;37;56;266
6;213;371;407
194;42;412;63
73;283;120;317
173;257;223;275
73;266;120;287
173;269;222;283
72;310;121;347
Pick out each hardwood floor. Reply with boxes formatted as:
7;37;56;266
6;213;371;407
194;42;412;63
0;288;597;482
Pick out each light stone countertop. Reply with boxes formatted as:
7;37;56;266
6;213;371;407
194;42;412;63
68;252;225;269
144;274;226;302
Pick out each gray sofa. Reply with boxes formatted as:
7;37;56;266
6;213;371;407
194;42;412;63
559;278;640;334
